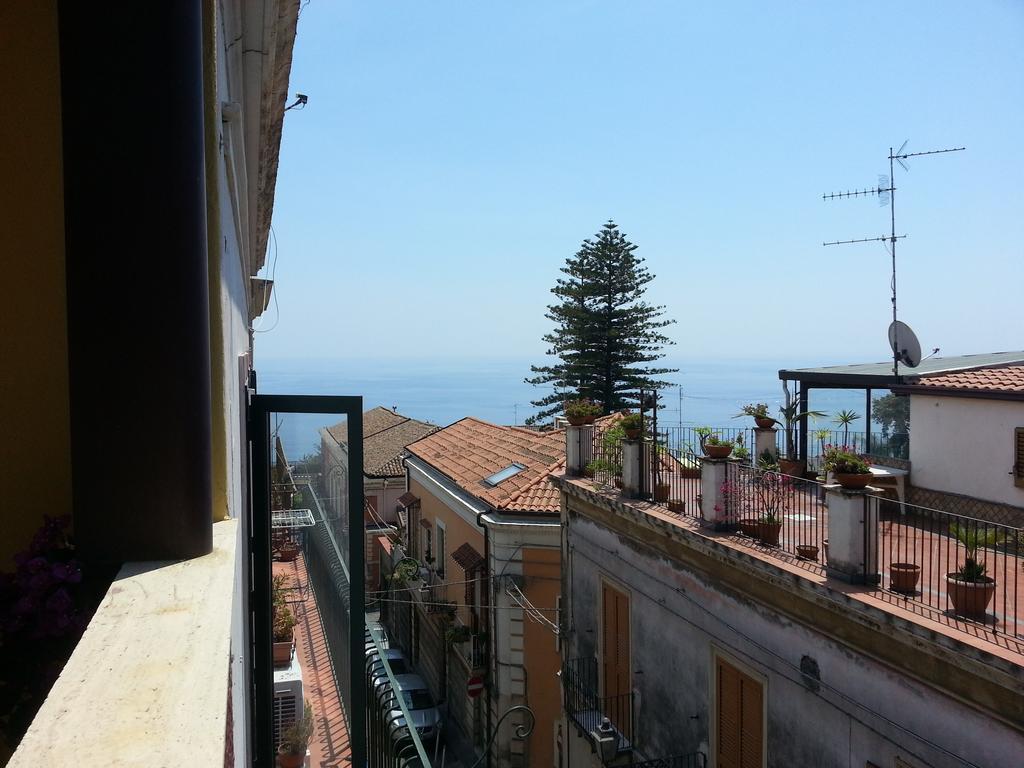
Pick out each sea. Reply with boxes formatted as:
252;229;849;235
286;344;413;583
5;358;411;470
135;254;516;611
256;356;873;461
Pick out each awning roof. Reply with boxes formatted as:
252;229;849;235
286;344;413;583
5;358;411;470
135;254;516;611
450;542;485;572
397;492;420;508
778;350;1024;389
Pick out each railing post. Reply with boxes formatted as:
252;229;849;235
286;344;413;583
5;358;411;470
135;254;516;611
825;485;880;584
700;457;731;530
566;425;594;477
622;440;643;498
753;427;777;464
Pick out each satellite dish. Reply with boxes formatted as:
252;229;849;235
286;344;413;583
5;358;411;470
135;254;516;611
888;321;922;368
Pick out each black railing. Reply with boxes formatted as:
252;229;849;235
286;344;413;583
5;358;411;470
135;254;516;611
366;624;431;767
878;497;1021;637
630;753;707;768
647;437;702;519
589;423;624;488
564;657;634;753
721;463;828;562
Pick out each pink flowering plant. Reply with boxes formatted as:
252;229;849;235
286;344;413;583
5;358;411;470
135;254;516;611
0;515;103;744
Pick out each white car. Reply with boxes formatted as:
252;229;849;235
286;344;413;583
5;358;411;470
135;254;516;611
388;673;443;744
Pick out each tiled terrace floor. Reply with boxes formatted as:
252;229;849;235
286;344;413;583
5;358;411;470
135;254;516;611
588;475;1024;659
274;554;351;768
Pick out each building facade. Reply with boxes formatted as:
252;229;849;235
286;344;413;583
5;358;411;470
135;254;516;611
556;443;1024;768
385;418;566;768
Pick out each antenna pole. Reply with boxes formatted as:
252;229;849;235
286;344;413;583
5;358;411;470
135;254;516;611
890;147;898;379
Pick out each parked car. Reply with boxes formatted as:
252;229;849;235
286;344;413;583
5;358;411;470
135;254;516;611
388;673;443;744
368;648;411;695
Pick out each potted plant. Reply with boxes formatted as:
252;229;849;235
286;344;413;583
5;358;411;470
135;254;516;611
272;603;297;666
945;523;1003;620
822;446;872;489
796;543;819;560
278;700;314;768
653;482;671;502
889;562;921;594
833;409;861;446
667;499;685;513
565;398;602;426
620;413;643;440
776;402;825;476
446;623;473;645
703;435;734;459
737;402;775;429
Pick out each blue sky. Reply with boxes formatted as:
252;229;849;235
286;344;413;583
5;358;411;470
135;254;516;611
256;0;1023;365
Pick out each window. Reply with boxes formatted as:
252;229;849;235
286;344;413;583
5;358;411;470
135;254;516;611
1014;427;1024;488
422;525;432;564
484;462;526;486
714;654;765;768
435;521;446;578
601;581;630;730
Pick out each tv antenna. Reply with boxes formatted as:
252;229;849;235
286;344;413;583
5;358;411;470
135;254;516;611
822;141;964;378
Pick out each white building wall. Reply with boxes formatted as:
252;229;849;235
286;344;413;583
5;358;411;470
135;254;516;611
909;394;1024;508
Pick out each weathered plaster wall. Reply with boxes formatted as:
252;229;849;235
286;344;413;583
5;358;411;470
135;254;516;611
910;394;1024;508
564;498;1024;768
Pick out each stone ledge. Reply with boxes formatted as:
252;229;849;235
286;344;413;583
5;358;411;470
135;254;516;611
10;519;238;767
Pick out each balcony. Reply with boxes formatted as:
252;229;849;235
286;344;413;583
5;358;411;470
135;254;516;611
563;657;634;757
565;425;1024;659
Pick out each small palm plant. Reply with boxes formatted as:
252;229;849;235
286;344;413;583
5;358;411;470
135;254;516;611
833;409;860;446
949;522;1004;582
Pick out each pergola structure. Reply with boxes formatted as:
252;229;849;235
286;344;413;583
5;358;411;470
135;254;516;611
778;350;1024;462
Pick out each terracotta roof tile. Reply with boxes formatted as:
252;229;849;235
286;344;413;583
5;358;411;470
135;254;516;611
406;417;565;513
906;365;1024;397
450;542;485;572
325;407;439;477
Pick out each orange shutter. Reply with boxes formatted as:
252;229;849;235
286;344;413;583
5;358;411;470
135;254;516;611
716;658;763;768
1014;428;1024;488
602;583;631;699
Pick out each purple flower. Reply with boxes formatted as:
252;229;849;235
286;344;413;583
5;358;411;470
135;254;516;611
46;588;73;614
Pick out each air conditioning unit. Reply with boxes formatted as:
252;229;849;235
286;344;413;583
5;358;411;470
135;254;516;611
273;652;304;752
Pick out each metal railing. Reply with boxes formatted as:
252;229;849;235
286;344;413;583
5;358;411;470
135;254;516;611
878;497;1021;637
647;437;702;520
303;483;430;766
589;423;624;488
564;657;634;753
721;463;828;562
630;753;707;768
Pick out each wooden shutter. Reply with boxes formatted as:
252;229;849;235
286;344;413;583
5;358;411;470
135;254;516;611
1014;428;1024;488
716;657;763;768
601;582;630;698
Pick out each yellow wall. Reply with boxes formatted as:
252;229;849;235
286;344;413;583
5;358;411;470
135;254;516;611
522;546;561;768
0;0;72;567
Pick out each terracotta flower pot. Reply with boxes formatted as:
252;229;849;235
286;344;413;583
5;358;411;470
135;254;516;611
796;544;819;561
667;500;685;513
566;414;587;426
889;563;921;594
757;520;782;546
945;574;996;620
777;458;805;477
278;749;304;768
739;518;759;537
273;638;293;666
653;483;670;502
584;415;597;425
834;472;872;490
625;428;642;440
754;417;775;429
704;445;732;459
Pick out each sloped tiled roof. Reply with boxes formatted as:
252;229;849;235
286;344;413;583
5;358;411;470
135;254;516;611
900;364;1024;399
406;417;566;513
325;407;439;477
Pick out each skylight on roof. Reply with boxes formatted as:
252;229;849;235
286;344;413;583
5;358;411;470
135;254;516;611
484;463;527;487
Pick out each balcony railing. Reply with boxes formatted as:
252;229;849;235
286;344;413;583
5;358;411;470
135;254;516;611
564;657;634;755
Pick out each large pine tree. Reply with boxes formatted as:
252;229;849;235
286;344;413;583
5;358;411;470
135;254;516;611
526;221;676;424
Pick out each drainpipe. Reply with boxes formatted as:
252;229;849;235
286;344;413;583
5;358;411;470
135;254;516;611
476;509;493;768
